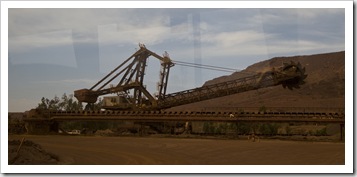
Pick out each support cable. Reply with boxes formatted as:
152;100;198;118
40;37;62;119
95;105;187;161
174;63;236;73
173;60;257;75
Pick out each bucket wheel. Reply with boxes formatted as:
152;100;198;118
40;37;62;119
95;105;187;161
280;61;308;90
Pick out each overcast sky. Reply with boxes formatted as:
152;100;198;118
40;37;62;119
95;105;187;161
7;8;345;112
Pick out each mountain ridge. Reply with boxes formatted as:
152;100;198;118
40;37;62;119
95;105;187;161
170;51;345;111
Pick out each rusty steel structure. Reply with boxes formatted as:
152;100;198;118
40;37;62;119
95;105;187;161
24;108;345;135
26;109;344;123
74;44;174;110
74;44;307;111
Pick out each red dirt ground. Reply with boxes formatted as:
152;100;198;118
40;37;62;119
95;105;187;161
8;135;344;165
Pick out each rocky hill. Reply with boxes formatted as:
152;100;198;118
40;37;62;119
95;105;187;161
170;51;345;112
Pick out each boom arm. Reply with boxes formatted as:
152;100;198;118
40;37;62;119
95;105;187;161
157;61;307;109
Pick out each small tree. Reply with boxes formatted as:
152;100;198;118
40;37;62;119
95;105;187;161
285;126;292;135
36;93;83;111
37;97;49;110
259;123;280;135
59;93;83;111
37;96;61;111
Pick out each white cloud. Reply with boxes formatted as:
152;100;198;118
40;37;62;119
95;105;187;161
269;39;344;54
98;23;173;46
9;30;74;52
199;29;344;60
9;8;345;58
35;78;99;85
296;8;344;19
8;29;77;67
202;30;272;47
8;9;126;36
9;9;189;51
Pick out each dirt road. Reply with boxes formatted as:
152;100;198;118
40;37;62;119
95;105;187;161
8;135;344;165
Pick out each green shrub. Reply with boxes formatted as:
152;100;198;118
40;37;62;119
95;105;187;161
315;127;327;136
259;123;280;135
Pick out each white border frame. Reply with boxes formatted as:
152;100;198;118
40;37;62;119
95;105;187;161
1;1;353;174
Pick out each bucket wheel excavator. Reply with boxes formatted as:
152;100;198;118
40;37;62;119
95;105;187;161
74;44;307;111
